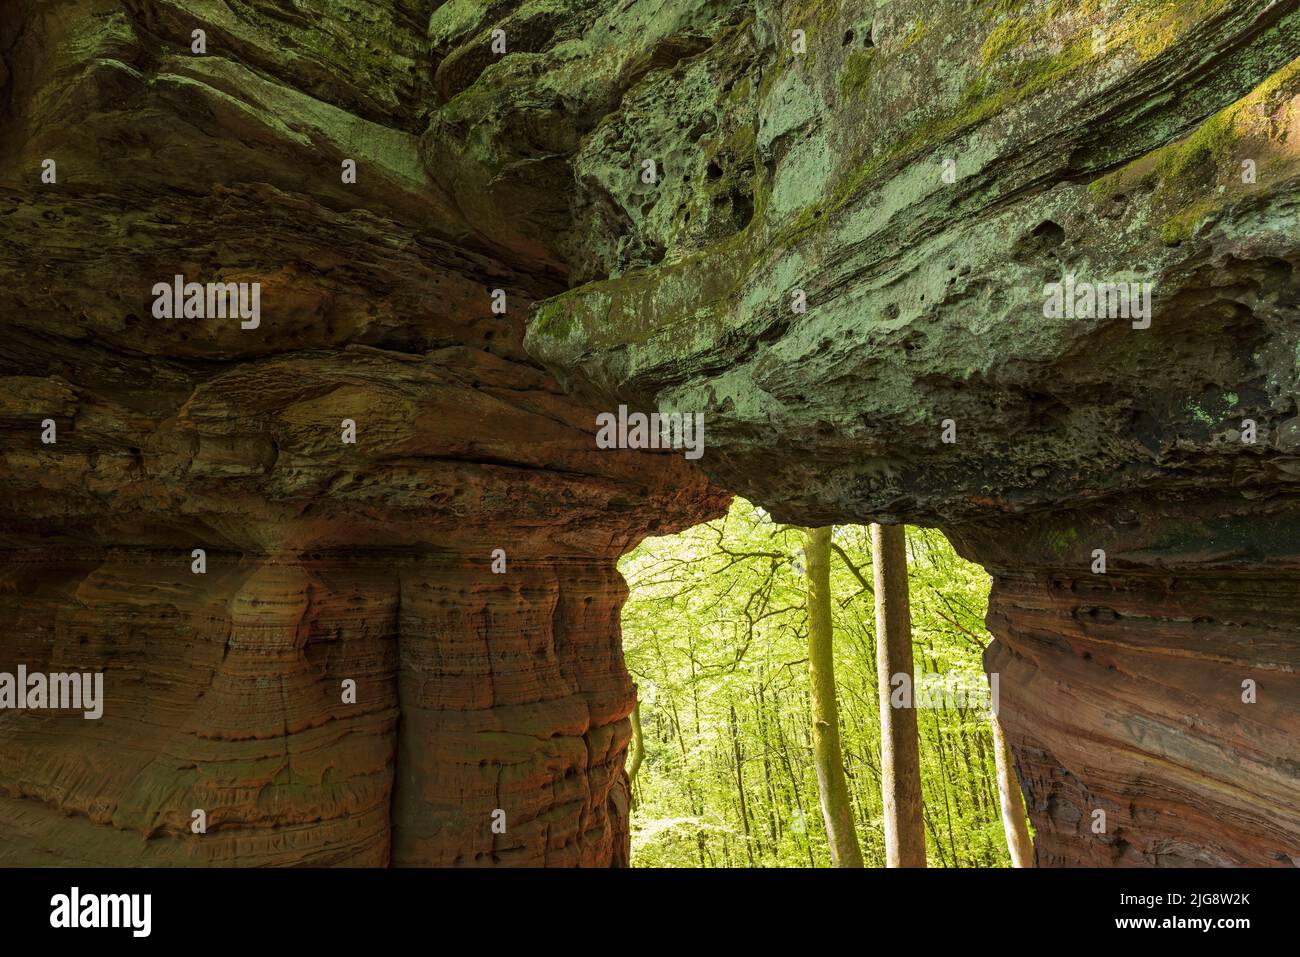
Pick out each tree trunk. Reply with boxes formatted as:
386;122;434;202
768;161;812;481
773;704;816;867
753;679;781;849
667;696;708;867
627;700;645;809
728;702;757;865
872;523;927;867
991;711;1035;866
803;525;864;868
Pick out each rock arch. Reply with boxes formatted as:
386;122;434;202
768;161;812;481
1;0;1298;867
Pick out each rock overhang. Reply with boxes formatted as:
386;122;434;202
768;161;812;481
2;0;1299;868
521;0;1300;530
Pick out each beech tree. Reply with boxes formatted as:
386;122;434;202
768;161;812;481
617;498;1006;868
991;713;1034;866
628;700;646;809
803;526;864;867
872;523;927;867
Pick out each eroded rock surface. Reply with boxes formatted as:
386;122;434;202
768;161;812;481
0;0;727;866
4;0;1299;868
518;1;1300;865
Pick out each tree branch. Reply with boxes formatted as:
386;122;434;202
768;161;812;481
830;542;873;596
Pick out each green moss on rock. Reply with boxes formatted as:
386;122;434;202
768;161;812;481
839;49;876;98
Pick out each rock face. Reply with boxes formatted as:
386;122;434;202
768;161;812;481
0;0;727;865
3;0;1299;868
519;1;1300;866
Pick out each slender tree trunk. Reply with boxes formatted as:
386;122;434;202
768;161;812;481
955;721;983;812
728;703;757;865
923;640;961;864
921;801;949;867
972;720;999;812
774;706;816;867
667;697;707;866
872;523;927;867
991;712;1035;866
927;700;960;865
628;700;645;809
803;526;864;868
754;680;780;848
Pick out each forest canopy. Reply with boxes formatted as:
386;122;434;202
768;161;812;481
618;497;1024;867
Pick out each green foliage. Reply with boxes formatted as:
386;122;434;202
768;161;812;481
619;497;1013;867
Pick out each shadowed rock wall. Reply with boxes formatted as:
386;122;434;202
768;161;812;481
0;0;728;866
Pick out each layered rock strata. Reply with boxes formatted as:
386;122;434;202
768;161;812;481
0;0;726;866
5;0;1300;868
520;1;1300;865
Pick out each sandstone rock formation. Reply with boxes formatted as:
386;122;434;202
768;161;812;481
3;0;1298;868
519;0;1300;866
0;0;727;866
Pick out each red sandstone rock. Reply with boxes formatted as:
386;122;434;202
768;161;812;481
0;0;729;866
